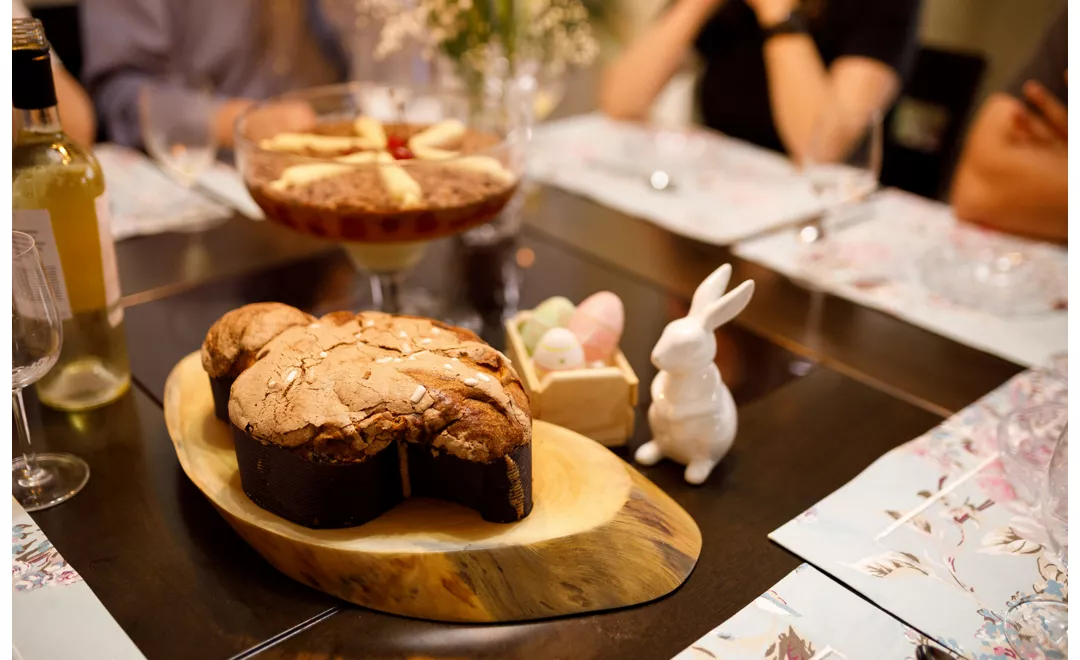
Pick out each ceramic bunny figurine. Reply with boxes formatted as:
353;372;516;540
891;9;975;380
635;264;755;485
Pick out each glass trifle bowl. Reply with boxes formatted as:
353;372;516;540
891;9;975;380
235;82;524;312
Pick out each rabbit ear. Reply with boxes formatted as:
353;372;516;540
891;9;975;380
700;280;755;330
689;264;732;318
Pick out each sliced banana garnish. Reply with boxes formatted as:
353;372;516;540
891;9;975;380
447;156;516;184
408;119;466;150
269;151;383;190
353;117;388;150
260;133;369;154
410;146;514;183
374;153;423;209
410;145;459;161
270;163;353;190
335;151;382;165
264;118;507;204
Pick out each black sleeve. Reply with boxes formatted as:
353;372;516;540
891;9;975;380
836;0;921;79
1004;7;1068;104
693;1;753;58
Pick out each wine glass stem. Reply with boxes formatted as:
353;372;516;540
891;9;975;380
370;272;403;314
12;388;47;488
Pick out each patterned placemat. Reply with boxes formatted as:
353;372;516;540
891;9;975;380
676;563;951;659
94;144;262;241
770;364;1068;659
733;189;1067;367
529;114;821;245
12;498;145;660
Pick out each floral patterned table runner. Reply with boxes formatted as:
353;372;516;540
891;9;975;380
529;113;822;245
12;498;145;659
733;189;1067;367
676;563;952;660
770;365;1068;659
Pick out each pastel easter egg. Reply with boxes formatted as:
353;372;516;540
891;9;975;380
568;291;624;363
532;327;585;375
520;296;576;354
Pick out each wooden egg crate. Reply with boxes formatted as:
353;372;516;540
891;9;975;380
504;312;638;447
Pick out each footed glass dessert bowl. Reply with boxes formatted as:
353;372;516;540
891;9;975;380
235;82;524;312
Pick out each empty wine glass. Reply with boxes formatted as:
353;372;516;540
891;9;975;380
139;80;218;188
1004;427;1067;659
998;404;1068;505
12;231;90;511
516;59;566;128
796;91;883;279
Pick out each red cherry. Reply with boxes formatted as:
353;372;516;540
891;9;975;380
390;145;415;160
385;135;414;159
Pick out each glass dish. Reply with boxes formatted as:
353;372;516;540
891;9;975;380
234;82;524;312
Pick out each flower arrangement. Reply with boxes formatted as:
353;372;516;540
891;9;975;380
356;0;599;88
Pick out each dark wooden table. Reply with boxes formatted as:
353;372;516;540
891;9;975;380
22;184;1020;660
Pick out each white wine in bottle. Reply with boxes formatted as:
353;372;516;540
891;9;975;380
12;18;131;411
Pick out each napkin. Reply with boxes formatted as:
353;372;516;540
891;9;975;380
94;144;263;240
197;162;264;221
94;143;232;240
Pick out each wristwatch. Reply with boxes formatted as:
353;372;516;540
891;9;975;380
761;8;810;39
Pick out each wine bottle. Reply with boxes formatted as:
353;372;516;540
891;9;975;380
12;18;131;411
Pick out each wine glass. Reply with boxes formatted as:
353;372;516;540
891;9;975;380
515;59;567;129
1004;427;1067;659
139;80;218;188
12;231;90;511
235;82;524;314
796;92;883;279
998;404;1068;506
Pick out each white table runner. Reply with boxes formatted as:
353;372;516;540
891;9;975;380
733;189;1067;367
529;114;821;245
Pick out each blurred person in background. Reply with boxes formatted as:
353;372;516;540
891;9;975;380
81;0;351;149
13;0;97;145
599;0;921;162
949;9;1067;242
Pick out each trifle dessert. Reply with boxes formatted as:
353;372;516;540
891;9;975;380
235;84;522;281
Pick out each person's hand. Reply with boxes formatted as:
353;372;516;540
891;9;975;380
1021;79;1067;141
234;98;319;146
1008;75;1067;150
744;0;799;27
214;98;256;148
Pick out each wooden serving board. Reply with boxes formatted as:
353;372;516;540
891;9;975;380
163;351;701;622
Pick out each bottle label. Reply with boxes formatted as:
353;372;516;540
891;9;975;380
95;193;124;326
12;209;74;321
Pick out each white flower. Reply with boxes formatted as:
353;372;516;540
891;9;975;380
355;0;598;71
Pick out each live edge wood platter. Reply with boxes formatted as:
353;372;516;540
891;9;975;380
163;351;701;622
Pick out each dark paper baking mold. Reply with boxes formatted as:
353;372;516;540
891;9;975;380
233;427;533;529
210;376;233;422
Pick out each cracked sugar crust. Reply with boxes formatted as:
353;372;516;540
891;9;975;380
201;303;316;379
228;310;531;464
